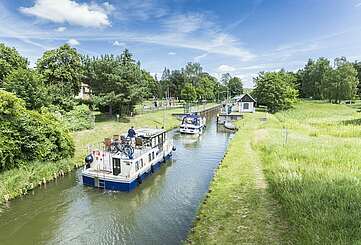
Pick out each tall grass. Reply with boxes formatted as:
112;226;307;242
257;101;361;244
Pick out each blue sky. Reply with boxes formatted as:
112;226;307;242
1;0;361;87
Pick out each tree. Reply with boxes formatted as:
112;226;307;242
227;77;243;97
221;73;232;85
0;43;28;83
181;83;197;102
36;44;83;96
352;61;361;97
252;71;298;113
299;58;332;99
329;59;358;103
3;68;49;110
84;50;146;115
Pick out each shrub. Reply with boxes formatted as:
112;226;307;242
63;104;95;131
0;91;74;171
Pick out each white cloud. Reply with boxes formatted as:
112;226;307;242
113;41;125;46
355;2;361;7
19;0;113;28
194;52;208;62
55;26;66;32
67;38;79;46
168;52;176;55
218;64;236;72
163;13;210;33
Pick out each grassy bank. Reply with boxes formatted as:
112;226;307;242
0;107;185;203
187;112;287;244
188;101;361;244
256;101;361;244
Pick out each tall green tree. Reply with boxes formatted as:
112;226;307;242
227;77;243;97
84;50;146;115
36;44;83;97
181;83;197;102
0;43;28;83
299;58;332;99
329;58;358;103
252;71;298;113
3;68;49;110
352;61;361;97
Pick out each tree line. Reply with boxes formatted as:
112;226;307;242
0;42;245;170
252;56;361;113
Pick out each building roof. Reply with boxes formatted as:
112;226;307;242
234;93;257;103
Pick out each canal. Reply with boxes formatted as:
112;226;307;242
0;117;233;245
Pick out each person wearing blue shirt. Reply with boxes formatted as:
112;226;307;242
127;126;136;146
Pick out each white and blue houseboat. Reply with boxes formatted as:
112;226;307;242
82;128;175;192
179;114;206;135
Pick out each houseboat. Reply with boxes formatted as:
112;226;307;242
82;128;175;191
179;114;206;135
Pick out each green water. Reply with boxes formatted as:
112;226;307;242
0;118;232;245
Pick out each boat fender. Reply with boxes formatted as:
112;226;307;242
172;146;176;151
85;154;93;169
137;175;142;184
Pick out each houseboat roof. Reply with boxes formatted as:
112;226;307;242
136;128;166;138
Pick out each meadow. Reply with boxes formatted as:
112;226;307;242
188;101;361;244
257;101;361;244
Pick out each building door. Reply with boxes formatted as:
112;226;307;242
243;103;249;110
112;158;121;175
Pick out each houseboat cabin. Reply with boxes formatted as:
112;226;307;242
82;128;175;191
179;114;206;134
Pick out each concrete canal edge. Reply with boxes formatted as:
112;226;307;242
185;113;287;244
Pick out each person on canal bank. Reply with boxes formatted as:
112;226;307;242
127;126;136;146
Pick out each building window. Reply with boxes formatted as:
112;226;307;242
243;103;249;110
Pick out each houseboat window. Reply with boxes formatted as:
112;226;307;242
152;151;155;160
148;153;151;162
140;159;144;168
135;161;139;171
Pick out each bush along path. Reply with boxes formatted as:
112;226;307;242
186;112;288;245
0;106;185;204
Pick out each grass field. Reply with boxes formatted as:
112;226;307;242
0;107;185;203
188;101;361;244
257;101;361;244
187;113;287;244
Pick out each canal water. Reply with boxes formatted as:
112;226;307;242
0;117;232;245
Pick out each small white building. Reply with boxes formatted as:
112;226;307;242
232;93;256;113
76;83;92;100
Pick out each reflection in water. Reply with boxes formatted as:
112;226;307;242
0;117;232;245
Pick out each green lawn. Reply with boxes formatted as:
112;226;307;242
188;101;361;244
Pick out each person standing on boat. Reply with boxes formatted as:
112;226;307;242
127;126;136;146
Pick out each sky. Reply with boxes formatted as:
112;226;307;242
1;0;361;87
